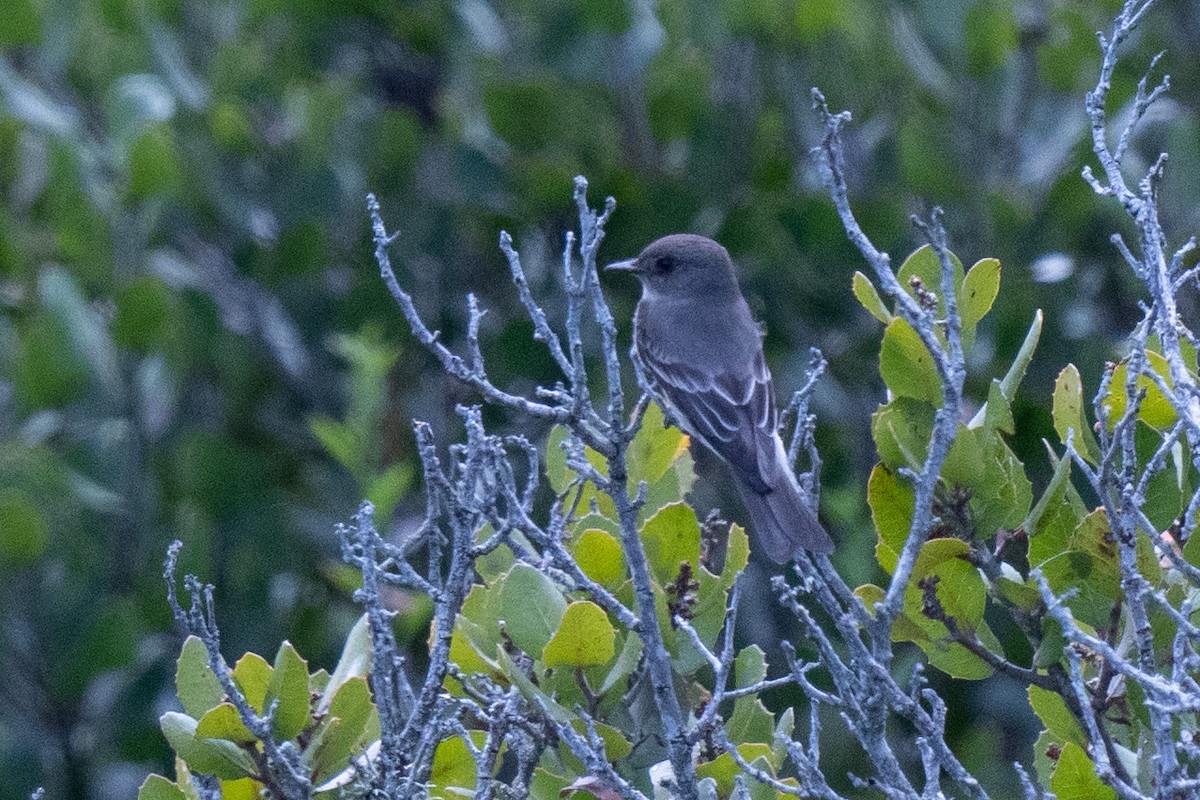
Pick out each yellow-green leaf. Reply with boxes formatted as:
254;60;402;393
896;244;965;319
639;502;701;585
176;636;223;719
573;528;626;587
880;318;942;404
195;703;256;744
429;735;483;799
542;601;616;667
1028;685;1085;747
868;464;914;573
232;652;272;714
137;775;188;800
1050;742;1116;800
696;745;775;797
628;401;691;485
852;271;891;323
960;257;1000;328
1105;351;1178;431
1052;364;1101;463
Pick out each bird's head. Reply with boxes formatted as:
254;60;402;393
606;234;741;301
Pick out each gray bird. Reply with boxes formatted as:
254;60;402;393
607;234;833;562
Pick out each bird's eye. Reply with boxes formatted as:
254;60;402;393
655;255;674;273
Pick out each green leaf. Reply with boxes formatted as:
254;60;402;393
1052;365;1101;464
1028;685;1085;747
474;524;518;584
855;583;884;617
544;425;571;494
872;397;935;471
496;563;568;655
366;461;415;521
1034;617;1067;669
195;703;256;744
496;646;570;723
723;646;774;746
1039;551;1118;629
573;528;626;587
599;630;643;695
887;539;996;680
696;746;775;797
1026;449;1085;567
1105;351;1178;431
880;318;942;404
1050;742;1116;800
176;636;223;719
309;416;360;472
0;489;49;564
449;583;501;679
628;401;691;484
999;310;1043;400
449;614;497;677
232;652;272;714
772;706;795;769
1069;510;1120;593
734;645;767;687
896;244;965;319
137;775;189;800
218;779;259;800
542;601;616;667
639;502;701;585
930;556;986;630
722;522;750;582
429;735;481;799
941;427;1031;540
311;677;373;781
160;711;257;780
996;571;1041;610
39;265;121;399
852;271;891;323
319;618;369;714
13;312;89;409
868;464;914;573
0;0;39;45
320;614;371;714
112;276;175;350
266;641;311;740
965;4;1017;74
960;258;1001;328
568;719;632;761
129;125;183;198
977;379;1014;435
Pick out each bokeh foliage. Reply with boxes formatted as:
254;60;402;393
2;0;1200;796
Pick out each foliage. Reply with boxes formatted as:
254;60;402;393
145;68;1200;793
6;0;1200;798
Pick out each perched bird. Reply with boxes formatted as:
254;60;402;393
606;234;833;562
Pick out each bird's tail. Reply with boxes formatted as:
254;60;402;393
736;476;834;562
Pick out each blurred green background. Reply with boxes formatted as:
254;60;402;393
2;0;1199;796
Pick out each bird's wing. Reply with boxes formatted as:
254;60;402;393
638;338;780;494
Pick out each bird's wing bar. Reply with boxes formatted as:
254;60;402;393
639;345;779;494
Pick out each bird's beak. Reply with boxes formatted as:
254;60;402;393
604;258;640;274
